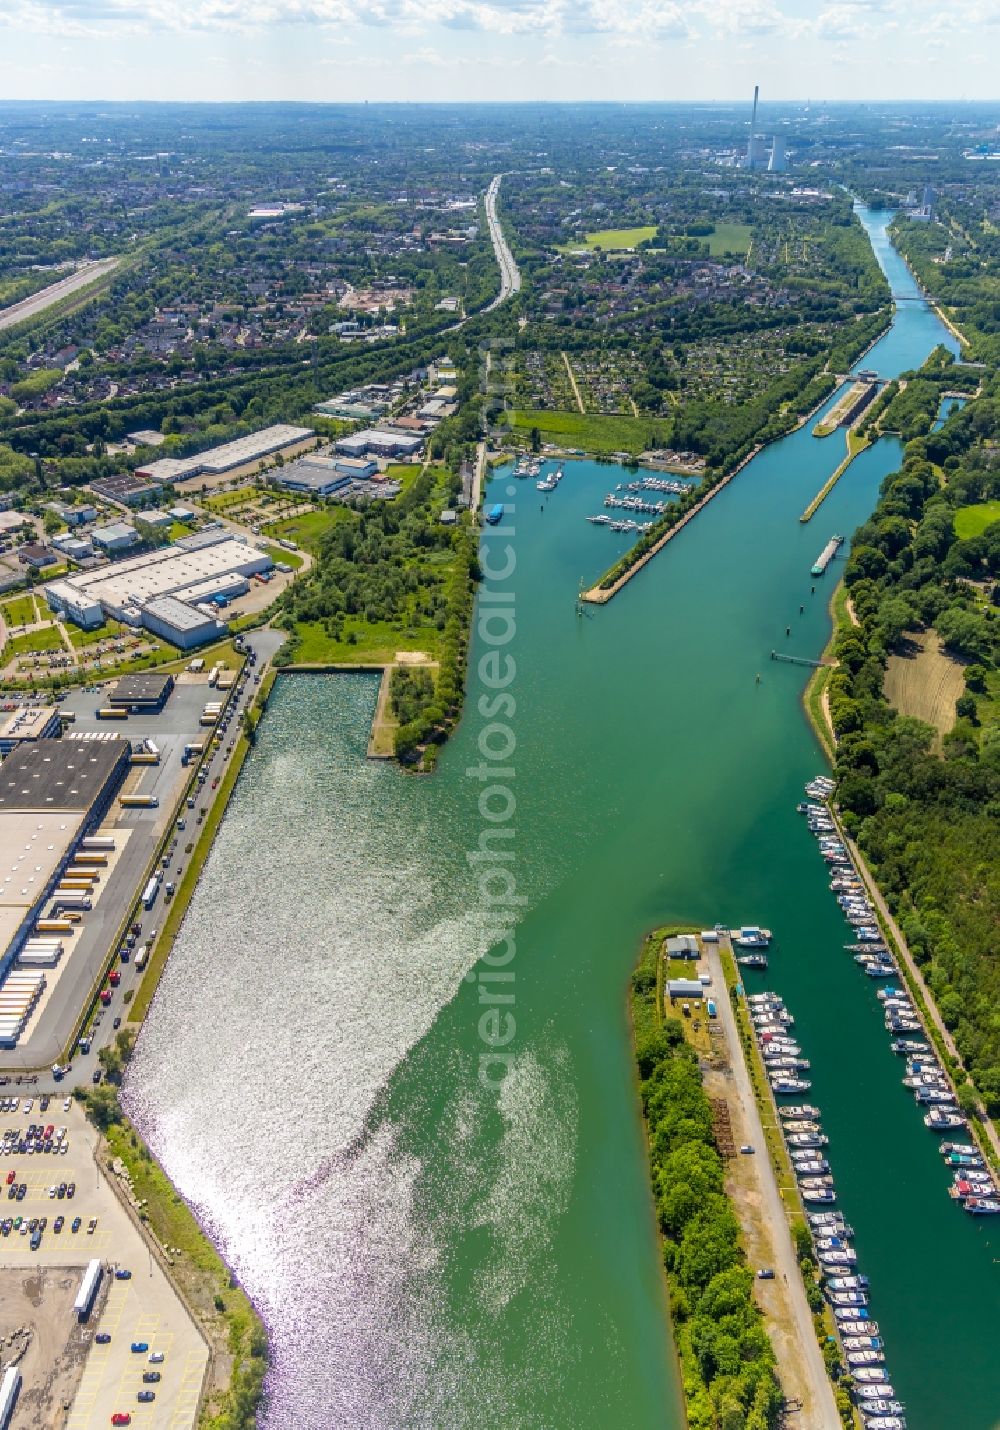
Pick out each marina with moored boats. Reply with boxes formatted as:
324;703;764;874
747;983;908;1426
795;778;998;1219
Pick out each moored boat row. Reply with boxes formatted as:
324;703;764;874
746;985;905;1423
799;779;995;1221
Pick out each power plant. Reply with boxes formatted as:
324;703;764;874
745;86;787;172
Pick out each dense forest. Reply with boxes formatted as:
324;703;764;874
829;383;1000;1118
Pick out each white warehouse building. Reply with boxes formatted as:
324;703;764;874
44;531;271;647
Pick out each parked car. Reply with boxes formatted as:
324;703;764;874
111;1414;131;1426
71;1216;81;1232
115;1268;132;1280
136;1392;155;1404
96;1333;111;1344
142;1371;160;1383
130;1342;149;1354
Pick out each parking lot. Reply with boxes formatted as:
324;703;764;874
0;1100;207;1429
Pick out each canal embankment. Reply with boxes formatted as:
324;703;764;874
799;431;872;524
581;370;848;605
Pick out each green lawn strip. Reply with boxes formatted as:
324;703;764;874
129;721;254;1025
802;580;849;762
953;500;1000;540
507;408;669;456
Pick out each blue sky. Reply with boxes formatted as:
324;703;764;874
0;0;994;101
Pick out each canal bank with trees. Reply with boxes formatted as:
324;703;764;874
122;208;999;1430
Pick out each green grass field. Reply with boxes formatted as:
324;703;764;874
262;543;304;570
202;486;259;512
565;226;657;252
3;624;64;659
0;594;38;627
262;507;350;554
66;620;124;648
290;619;441;666
508;408;670;456
954;501;1000;540
706;222;752;256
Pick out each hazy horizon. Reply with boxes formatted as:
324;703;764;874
1;0;997;105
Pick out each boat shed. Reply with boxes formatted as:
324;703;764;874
665;934;699;958
666;978;705;1000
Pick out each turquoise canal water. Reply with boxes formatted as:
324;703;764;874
124;210;1000;1430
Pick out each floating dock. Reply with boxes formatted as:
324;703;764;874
811;536;844;577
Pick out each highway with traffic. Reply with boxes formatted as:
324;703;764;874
484;174;521;309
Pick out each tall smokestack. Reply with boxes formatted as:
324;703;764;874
747;85;759;169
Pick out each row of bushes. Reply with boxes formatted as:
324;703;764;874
631;939;783;1429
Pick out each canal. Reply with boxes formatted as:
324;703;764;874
123;210;1000;1430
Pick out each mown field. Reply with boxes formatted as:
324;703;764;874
884;630;966;738
953;500;1000;539
707;222;753;256
508;408;670;455
573;226;657;251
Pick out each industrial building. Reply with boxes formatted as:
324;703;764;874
108;672;174;712
44;531;270;644
92;522;139;555
142;596;226;649
274;454;354;497
0;738;130;995
136;508;174;530
134;424;314;486
334;429;423;459
89;472;163;508
0;706;62;754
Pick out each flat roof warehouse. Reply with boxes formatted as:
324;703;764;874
135;423;314;484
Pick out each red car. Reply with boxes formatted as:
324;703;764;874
99;990;112;1005
112;1416;131;1427
5;1171;14;1186
43;1125;54;1140
108;971;121;987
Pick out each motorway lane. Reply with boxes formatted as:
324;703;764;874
0;259;120;332
484;174;521;309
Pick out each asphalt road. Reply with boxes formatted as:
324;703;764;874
484;174;521;310
706;935;841;1429
0;260;120;332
